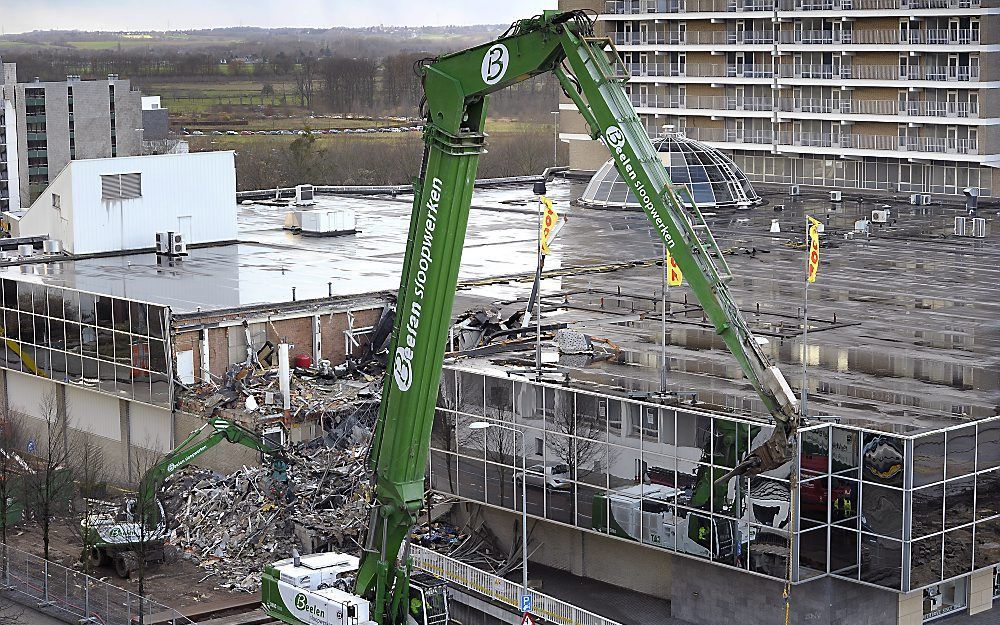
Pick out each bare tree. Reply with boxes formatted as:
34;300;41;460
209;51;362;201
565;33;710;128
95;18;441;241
0;409;24;547
71;433;108;576
293;53;318;109
26;392;75;561
122;440;169;621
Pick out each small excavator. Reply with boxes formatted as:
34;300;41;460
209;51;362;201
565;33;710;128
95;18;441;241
263;9;799;625
82;417;288;578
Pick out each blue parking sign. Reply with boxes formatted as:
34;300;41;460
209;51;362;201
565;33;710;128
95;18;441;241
520;594;533;613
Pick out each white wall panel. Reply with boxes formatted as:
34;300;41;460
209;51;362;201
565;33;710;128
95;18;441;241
66;385;121;442
5;371;57;419
129;402;172;453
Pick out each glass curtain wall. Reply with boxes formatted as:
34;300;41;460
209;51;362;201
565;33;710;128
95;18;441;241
0;278;172;407
430;367;1000;592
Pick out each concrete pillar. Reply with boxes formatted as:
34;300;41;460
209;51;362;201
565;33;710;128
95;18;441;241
0;368;8;416
897;590;923;625
969;568;994;615
200;328;211;383
312;314;322;363
55;384;68;454
119;399;131;482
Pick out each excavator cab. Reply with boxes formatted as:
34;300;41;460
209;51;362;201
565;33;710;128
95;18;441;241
406;573;449;625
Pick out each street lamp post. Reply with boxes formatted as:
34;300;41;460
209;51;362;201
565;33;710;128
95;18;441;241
469;420;529;610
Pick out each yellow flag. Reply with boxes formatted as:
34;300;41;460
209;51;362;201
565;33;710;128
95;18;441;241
539;197;561;255
667;251;683;286
806;215;821;283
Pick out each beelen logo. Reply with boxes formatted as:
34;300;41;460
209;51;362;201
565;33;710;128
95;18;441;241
481;43;510;85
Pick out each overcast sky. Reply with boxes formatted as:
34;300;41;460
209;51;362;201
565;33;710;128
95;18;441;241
0;1;560;33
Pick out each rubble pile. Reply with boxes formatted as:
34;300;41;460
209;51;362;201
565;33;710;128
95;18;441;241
160;443;372;592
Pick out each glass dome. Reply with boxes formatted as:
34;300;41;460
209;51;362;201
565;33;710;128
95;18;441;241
579;132;762;209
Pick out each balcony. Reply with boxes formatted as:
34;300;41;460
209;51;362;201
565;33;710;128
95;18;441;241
726;63;775;78
776;131;979;154
612;32;668;45
778;63;979;81
629;94;775;110
614;30;775;44
777;29;981;45
776;0;978;8
666;127;980;155
779;97;979;118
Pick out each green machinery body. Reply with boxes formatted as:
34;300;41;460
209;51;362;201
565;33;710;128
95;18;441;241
83;417;287;576
352;10;799;625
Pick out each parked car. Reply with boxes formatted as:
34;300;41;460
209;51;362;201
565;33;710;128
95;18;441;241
516;462;572;491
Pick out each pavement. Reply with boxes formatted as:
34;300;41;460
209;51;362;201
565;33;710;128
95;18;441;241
513;562;692;625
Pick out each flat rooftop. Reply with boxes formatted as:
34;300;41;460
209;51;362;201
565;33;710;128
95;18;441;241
3;178;997;433
0;183;571;315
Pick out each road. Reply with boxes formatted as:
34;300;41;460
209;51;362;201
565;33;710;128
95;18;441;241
3;601;70;625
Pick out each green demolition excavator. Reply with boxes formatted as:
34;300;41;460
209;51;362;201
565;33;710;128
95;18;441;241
262;9;799;625
82;417;288;578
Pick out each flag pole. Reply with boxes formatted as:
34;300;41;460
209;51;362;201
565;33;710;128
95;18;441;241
661;243;667;394
801;219;811;418
535;197;543;380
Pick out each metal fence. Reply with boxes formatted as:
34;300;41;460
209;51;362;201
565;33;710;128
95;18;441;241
0;543;195;625
411;545;621;625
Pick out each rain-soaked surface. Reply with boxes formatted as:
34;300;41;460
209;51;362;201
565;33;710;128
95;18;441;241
452;181;1000;434
4;178;996;432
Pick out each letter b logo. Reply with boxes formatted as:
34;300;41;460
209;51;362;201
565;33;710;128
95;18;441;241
294;594;307;610
481;44;509;85
605;125;626;150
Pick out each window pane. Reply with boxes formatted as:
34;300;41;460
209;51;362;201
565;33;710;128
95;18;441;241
912;484;944;538
862;434;904;487
912;432;945;487
945;476;974;529
977;469;1000;521
946;425;976;479
910;535;943;588
942;527;973;579
860;534;902;589
861;484;903;539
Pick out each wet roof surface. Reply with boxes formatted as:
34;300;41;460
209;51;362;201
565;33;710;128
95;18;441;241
3;179;997;432
0;183;571;314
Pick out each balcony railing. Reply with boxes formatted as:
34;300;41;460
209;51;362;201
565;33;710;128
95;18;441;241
779;97;979;117
776;0;978;8
605;0;776;11
629;94;776;110
623;61;980;81
666;127;980;155
614;30;775;44
779;63;979;81
612;32;668;45
626;62;688;76
776;131;979;153
727;63;775;78
776;29;981;45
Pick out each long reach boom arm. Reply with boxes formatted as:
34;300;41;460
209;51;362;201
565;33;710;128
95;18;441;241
358;10;800;624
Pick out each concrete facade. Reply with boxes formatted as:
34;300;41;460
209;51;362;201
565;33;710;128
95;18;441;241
7;71;144;207
560;0;1000;196
6;151;239;255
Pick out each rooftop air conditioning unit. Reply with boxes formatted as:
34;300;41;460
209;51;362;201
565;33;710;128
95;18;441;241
910;193;931;206
829;190;842;202
972;217;986;238
871;209;890;224
294;184;316;207
954;216;968;236
789;184;801;196
156;231;187;256
300;209;357;237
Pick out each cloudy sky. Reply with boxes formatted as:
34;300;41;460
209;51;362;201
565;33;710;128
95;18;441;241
0;0;560;33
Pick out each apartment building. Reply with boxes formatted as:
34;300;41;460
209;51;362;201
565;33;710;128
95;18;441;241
559;0;1000;197
2;64;143;211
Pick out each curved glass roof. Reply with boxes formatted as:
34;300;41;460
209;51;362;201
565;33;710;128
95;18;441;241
580;133;762;209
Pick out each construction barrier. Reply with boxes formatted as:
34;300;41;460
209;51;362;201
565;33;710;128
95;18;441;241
0;542;195;625
411;545;621;625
